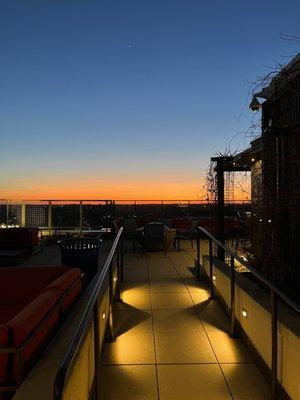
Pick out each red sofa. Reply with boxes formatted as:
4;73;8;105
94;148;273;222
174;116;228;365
0;228;41;254
0;266;83;398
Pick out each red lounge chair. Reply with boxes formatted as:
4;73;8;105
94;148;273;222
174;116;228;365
0;266;83;398
0;228;41;256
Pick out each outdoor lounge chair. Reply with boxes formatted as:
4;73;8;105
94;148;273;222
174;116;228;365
138;222;167;256
0;266;83;397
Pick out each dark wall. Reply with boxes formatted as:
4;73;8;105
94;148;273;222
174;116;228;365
260;76;300;303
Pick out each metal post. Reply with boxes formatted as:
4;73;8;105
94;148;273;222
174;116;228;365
120;234;124;282
133;200;137;216
212;157;226;261
112;201;116;220
21;203;26;227
93;298;101;400
6;200;9;228
107;260;116;342
209;239;214;298
79;201;83;235
196;233;201;281
115;243;121;302
230;255;236;337
48;201;52;237
271;290;278;400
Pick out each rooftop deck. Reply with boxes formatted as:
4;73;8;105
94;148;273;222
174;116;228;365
100;241;269;400
13;239;272;400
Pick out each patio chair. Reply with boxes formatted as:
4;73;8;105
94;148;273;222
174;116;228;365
123;218;138;252
138;222;166;256
172;218;198;249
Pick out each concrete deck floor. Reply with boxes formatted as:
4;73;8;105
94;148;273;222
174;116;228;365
101;242;270;400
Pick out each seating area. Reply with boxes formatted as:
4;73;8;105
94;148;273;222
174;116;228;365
0;228;42;266
0;266;83;398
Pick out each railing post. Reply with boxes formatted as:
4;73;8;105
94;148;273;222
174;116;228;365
107;260;116;342
209;238;214;298
229;255;237;337
115;243;121;302
21;203;26;227
120;234;124;282
196;232;201;281
79;201;83;235
6;200;9;227
112;200;116;220
93;298;101;400
48;201;52;237
271;290;278;400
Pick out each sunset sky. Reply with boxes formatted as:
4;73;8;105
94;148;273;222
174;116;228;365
1;1;300;200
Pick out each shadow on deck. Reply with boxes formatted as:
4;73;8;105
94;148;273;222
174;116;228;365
100;241;270;400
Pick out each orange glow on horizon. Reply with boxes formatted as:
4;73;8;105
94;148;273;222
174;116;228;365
2;176;250;202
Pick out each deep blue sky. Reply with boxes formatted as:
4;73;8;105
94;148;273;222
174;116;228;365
1;1;299;198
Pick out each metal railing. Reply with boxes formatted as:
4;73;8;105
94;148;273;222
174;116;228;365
53;227;124;400
196;227;300;400
0;198;251;232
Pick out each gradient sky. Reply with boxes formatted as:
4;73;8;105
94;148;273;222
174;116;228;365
1;1;299;200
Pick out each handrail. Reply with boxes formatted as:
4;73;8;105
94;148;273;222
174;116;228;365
53;227;123;400
197;226;299;400
198;227;300;313
0;198;250;203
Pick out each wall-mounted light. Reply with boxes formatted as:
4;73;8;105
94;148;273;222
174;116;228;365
242;308;247;318
251;158;255;162
259;219;262;222
102;313;106;320
249;96;262;111
268;219;272;223
113;277;117;283
212;274;216;281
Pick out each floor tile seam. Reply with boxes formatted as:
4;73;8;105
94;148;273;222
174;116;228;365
151;308;195;310
168;252;235;400
190;283;236;400
150;290;189;293
168;251;195;281
102;361;220;367
113;308;152;311
102;363;156;367
165;250;234;400
126;251;237;399
183;247;197;261
145;254;161;400
216;359;255;366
